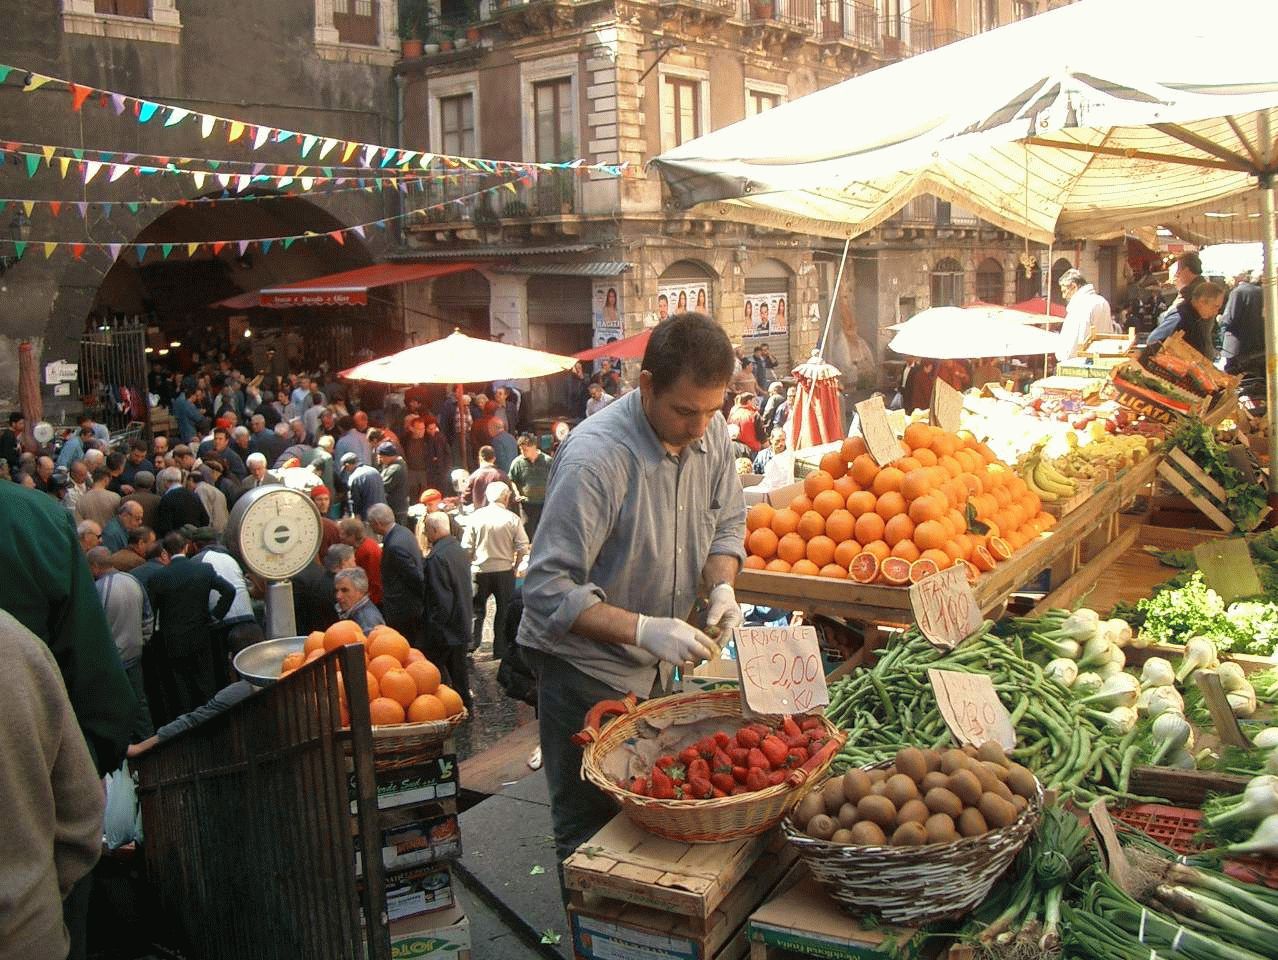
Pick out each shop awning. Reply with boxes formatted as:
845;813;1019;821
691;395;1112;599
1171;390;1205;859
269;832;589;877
211;261;481;309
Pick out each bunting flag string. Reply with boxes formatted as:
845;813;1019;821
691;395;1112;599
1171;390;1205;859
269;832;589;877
1;62;631;179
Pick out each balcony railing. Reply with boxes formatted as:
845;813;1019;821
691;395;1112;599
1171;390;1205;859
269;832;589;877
886;195;982;229
818;0;879;46
659;0;738;13
419;168;579;225
744;0;817;30
879;16;968;57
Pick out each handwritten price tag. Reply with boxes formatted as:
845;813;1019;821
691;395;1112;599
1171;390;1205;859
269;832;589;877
854;394;908;466
931;378;963;434
909;564;983;649
732;625;828;716
927;669;1016;750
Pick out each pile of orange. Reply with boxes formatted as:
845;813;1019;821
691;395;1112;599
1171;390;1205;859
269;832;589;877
280;621;465;727
743;424;1057;586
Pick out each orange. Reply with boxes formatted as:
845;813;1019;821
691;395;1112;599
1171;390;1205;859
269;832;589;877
806;535;837;568
281;651;306;673
861;539;891;563
777;533;807;564
305;648;326;664
834;539;863;569
789;494;814;515
971;544;997;572
324;619;366;652
832;475;859;500
765;558;793;573
919;548;953;570
791;559;821;577
909;557;940;583
880;556;912;586
1006;475;1028;499
914;519;948;551
947;509;968;535
304;631;326;655
747;527;780;560
840;437;868;462
901;469;933;502
896;456;924;474
406;659;442;696
932;433;957;458
952;533;975;560
908;494;946;524
369;697;406;725
407;694;448;723
747;502;776;532
847;490;878;518
913;448;939;467
850;454;880;488
904;422;934;451
891;539;921;563
960;473;984;498
819;563;849;579
818;453;847;479
974;442;998;463
875;491;907;521
797;511;826;540
849;552;880;584
825;509;856;544
940;478;966;508
804;470;835;500
436;684;465;716
368;653;405;681
942;540;964;563
854;511;885;545
993;485;1014;508
770;508;801;537
938;455;963;479
812;489;846;518
367;629;411;665
1020;492;1042;517
364;670;381;703
957;558;981;585
871;467;905;496
406;648;426;665
987;536;1013;561
1038;511;1057;529
744;555;767;570
379;668;419;708
884;513;915;547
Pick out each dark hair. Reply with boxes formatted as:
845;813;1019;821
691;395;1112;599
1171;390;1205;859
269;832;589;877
79;426;95;438
478;445;495;463
641;313;735;394
129;438;147;453
1176;251;1203;276
77;413;93;426
91;467;110;483
1192;279;1226;301
8;411;23;424
128;525;153;545
337;415;355;432
145;541;167;561
517;433;537;447
162;531;187;556
107;452;126;471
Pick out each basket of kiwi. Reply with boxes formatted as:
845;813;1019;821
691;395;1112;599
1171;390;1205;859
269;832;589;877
781;741;1041;924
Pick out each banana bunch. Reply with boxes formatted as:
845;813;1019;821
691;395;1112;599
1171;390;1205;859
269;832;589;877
1021;449;1078;501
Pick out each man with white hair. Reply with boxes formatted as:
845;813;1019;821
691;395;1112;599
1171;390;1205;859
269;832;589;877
154;466;209;536
63;460;90;515
339;451;386;520
102;500;144;552
76;519;102;553
423;512;473;710
86;546;154;741
239;452;279;497
463;481;529;657
334;567;384;633
368;503;424;649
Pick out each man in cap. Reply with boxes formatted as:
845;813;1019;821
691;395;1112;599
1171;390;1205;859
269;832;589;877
340;451;386;521
377;442;409;527
310;485;343;556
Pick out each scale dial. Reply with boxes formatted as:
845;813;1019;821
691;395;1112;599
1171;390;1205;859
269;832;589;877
226;485;322;581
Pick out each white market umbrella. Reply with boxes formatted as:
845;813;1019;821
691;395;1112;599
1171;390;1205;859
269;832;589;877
887;306;1061;360
338;330;576;384
652;0;1278;490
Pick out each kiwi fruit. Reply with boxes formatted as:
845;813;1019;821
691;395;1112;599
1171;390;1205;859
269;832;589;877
971;763;1002;794
921;771;951;792
925;812;959;844
1011;795;1028;814
985;777;1014;803
837;802;860;829
948;769;982;807
891;821;927;846
922;749;942;773
940;749;969;775
867;768;889;783
807;813;838;840
957;807;989;837
978;793;1017;829
981;760;1010;782
894;747;928;784
849;821;888;846
857;794;898;829
924;787;963;819
795;793;825;826
869;780;889;797
977;741;1009;767
830;828;856;844
961;744;980;757
823;778;848;813
1005;764;1038;800
884;774;920;808
842;769;874;805
896;798;930;826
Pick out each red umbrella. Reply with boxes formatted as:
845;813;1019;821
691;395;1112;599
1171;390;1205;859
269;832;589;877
787;352;844;451
1007;297;1065;321
574;328;651;361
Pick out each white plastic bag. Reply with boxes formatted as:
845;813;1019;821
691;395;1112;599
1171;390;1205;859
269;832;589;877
103;759;144;849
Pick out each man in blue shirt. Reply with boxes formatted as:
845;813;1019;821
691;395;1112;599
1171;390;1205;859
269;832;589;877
172;386;203;443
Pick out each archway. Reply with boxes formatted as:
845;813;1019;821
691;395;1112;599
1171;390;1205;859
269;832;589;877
744;257;794;369
1051;257;1074;290
931;257;963;307
657;259;716;321
975;257;1005;305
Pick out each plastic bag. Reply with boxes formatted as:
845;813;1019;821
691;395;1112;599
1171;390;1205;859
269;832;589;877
103;759;144;849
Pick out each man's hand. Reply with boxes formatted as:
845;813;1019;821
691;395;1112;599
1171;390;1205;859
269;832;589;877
706;583;743;634
634;616;716;667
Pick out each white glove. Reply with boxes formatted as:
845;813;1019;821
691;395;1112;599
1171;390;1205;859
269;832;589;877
706;583;743;635
634;616;717;667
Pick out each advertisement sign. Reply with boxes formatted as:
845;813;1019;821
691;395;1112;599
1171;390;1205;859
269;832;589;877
656;280;710;321
744;293;788;338
591;281;623;349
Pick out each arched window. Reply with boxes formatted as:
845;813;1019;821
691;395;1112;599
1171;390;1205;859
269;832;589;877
931;257;964;307
1051;257;1074;291
975;258;1005;304
1015;261;1042;302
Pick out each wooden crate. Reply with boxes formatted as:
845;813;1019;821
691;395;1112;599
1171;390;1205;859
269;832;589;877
1040;478;1093;518
1155;447;1236;532
1128;766;1249;807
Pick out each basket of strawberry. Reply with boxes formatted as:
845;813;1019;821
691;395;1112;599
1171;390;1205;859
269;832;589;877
573;690;846;843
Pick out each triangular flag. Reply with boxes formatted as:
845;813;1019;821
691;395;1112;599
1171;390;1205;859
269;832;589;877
165;107;190;127
237;240;250;256
71;243;85;260
111;93;127;115
75;202;87;219
49;201;62;217
419;153;434;169
300;177;313;191
200;114;216;139
328;230;345;245
319;137;338;160
208;160;221;170
0;67;11;84
187;243;199;257
253;125;271;150
22;73;52;92
503;181;517;194
398;150;417;167
24;154;38;177
107;243;122;262
21;201;33;217
301;134;318;157
83;160;102;183
350;225;365;239
227;120;245;143
378;148;395;168
211;241;226;256
260;239;273;254
235;175;251;192
109;163;129;182
277;176;293;189
361;144;377;167
282;236;296;249
137;101;159;123
58;156;71;178
41;144;55;164
161;244;173;259
43;241;57;259
69;83;93;112
136;244;148;262
341;141;358;163
216;174;231;189
192;171;206;189
251;162;265;177
71;148;84;160
12;241;26;259
126;203;140;214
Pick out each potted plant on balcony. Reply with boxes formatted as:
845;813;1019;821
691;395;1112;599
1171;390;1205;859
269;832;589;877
398;0;429;57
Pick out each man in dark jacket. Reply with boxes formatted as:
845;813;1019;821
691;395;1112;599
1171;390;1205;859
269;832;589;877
154;467;210;537
1221;271;1264;373
1147;280;1226;358
340;452;386;520
422;511;473;710
368;504;424;649
145;530;236;722
377;442;410;527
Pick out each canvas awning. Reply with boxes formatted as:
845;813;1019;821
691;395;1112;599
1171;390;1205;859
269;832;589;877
211;261;481;309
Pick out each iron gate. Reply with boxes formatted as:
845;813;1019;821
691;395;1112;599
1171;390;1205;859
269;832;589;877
78;319;149;437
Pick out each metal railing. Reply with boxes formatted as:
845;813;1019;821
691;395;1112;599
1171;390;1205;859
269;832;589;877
818;0;878;45
887;195;982;228
659;0;738;11
744;0;817;30
420;167;579;224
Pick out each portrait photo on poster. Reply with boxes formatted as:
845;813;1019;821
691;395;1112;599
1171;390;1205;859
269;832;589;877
657;281;711;321
591;281;623;348
744;292;788;338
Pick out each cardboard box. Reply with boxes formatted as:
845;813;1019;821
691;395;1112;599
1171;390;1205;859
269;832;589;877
383;864;454;921
355;811;461;874
348;755;458;814
388;904;470;960
679;657;740;694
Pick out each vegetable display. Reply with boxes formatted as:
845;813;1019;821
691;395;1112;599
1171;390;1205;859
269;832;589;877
1165;418;1267;531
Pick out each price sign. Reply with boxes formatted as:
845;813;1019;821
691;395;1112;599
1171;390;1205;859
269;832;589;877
1193;538;1262;605
1194;671;1253;749
44;360;78;384
930;378;963;434
733;624;828;715
927;669;1016;750
854;394;908;465
909;564;983;649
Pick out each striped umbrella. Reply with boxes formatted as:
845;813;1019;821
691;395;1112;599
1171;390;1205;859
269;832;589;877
787;352;844;451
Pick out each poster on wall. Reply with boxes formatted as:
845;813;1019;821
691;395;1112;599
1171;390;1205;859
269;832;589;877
743;292;788;338
656;281;711;322
591;281;624;349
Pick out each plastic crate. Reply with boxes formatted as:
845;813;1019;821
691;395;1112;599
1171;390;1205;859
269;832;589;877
1114;803;1278;888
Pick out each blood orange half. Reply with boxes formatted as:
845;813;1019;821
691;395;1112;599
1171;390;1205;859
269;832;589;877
879;556;912;586
970;544;997;572
986;536;1013;561
957;558;980;585
849;551;880;584
908;557;939;583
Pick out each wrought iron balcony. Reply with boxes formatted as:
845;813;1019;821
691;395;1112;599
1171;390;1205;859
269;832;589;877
416;168;579;225
817;0;879;48
744;0;818;32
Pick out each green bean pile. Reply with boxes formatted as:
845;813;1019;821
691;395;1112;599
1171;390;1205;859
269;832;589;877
825;622;1159;805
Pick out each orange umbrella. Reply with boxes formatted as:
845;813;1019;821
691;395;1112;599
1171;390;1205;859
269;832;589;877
787;352;844;451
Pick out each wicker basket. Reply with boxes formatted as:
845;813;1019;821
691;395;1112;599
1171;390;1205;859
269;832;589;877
782;762;1041;924
576;690;845;844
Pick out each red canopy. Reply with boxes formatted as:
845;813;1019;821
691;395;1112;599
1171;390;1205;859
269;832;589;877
1007;297;1065;320
574;328;651;361
211;261;479;309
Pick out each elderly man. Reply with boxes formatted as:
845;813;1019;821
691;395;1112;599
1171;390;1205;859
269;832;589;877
192;528;262;679
339;517;383;605
585;382;614;418
292;547;340;635
55;424;99;471
310;485;343;556
247;414;286;465
369;503;424;650
87;546;154;742
189;467;230;533
423;512;474;711
340;451;386;520
753;428;788;474
335;567;384;633
111;525;155;573
154;466;209;537
102;500;144;552
1057;268;1116;361
33;455;56;493
75;467;121;528
464;445;507;510
239;452;278;497
120;469;160;529
1148;279;1226;358
334;415;371;466
376;442;410;527
76;519;102;553
463;481;529;657
62;460;90;516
